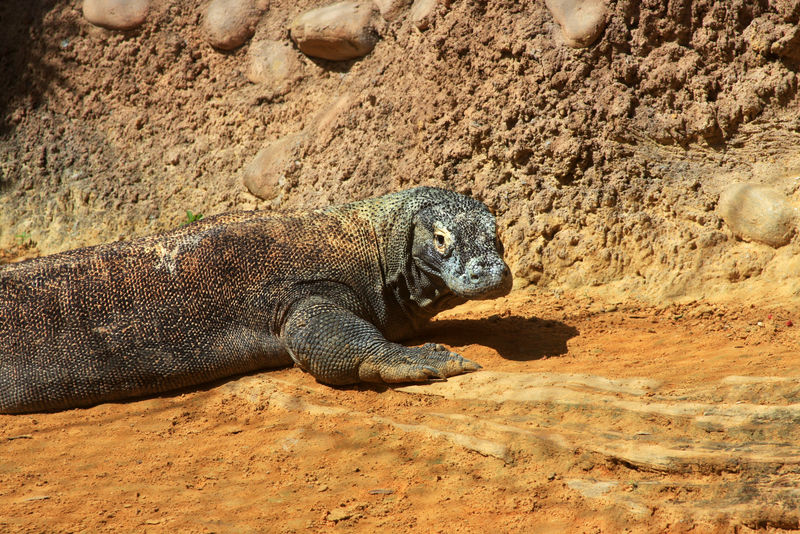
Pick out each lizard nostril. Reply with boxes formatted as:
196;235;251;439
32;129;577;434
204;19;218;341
469;264;485;281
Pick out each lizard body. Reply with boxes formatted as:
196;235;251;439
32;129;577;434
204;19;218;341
0;187;511;413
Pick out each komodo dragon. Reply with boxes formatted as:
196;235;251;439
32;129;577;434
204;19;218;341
0;187;512;413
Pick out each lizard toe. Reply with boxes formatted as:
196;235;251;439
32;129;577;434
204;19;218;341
359;346;482;384
413;345;483;378
421;365;445;379
437;353;481;377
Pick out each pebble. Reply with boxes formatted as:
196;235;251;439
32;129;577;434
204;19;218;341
6;434;33;440
373;0;411;21
409;0;440;30
243;134;304;200
246;40;303;88
544;0;607;48
22;495;50;502
203;0;267;50
290;2;380;61
326;508;352;522
82;0;149;30
717;182;797;248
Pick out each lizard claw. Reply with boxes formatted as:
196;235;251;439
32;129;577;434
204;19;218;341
421;366;445;379
359;345;482;383
461;359;482;372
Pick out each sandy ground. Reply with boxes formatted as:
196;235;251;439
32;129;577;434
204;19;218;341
2;288;799;533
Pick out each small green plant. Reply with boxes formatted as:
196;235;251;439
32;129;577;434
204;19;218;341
14;232;32;247
182;210;204;226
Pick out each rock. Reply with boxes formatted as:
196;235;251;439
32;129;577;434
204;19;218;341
203;0;266;51
82;0;149;30
409;0;439;31
544;0;607;48
246;40;303;88
243;134;304;200
290;2;379;61
373;0;411;21
326;508;353;522
717;183;797;248
313;94;354;134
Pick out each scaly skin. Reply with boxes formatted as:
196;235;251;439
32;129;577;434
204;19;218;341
0;187;512;413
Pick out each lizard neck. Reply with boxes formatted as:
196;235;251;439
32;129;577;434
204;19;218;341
385;263;467;335
365;189;468;332
326;187;467;335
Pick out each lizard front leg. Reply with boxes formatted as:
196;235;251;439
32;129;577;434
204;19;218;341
282;299;480;385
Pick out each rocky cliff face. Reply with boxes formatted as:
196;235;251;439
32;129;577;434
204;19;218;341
2;0;799;303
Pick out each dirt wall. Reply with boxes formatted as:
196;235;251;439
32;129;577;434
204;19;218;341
2;0;800;303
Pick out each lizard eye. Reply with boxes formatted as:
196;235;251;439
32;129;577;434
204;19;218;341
433;231;447;253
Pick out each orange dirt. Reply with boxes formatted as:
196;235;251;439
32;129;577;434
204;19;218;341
3;289;799;532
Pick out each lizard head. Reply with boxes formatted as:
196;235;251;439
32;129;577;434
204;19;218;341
411;202;512;301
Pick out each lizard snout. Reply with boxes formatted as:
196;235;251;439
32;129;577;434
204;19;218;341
467;261;486;281
452;257;512;299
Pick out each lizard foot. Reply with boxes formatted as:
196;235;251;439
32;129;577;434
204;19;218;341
359;344;481;383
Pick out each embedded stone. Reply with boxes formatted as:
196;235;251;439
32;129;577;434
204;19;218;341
203;0;266;51
409;0;439;30
243;134;304;200
717;183;797;248
82;0;149;30
544;0;607;48
290;2;379;61
246;40;303;88
373;0;411;21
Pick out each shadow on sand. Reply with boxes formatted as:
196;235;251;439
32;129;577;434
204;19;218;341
413;315;579;362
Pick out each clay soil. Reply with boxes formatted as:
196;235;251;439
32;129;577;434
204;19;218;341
3;291;800;533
